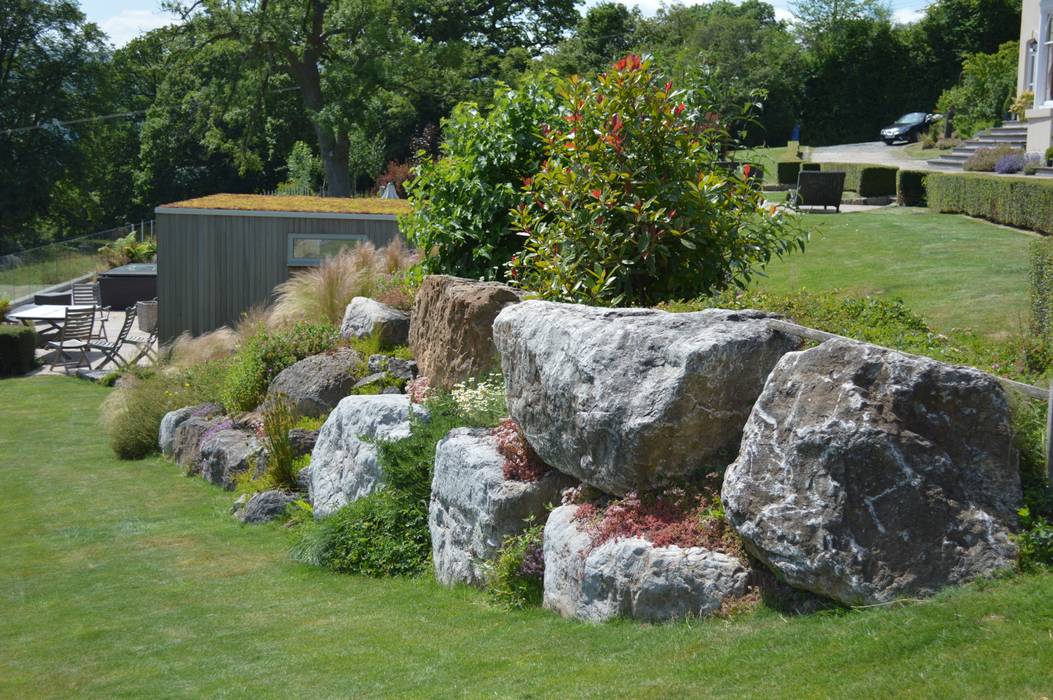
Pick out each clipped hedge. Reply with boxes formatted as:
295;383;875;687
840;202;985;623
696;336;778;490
814;162;899;197
925;172;1053;235
777;160;802;185
0;325;37;376
896;170;928;206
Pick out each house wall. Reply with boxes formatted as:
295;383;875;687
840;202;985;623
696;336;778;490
1020;0;1041;94
155;207;402;343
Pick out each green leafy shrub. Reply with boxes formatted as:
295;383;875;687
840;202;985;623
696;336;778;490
0;298;10;319
221;322;340;413
896;170;927;206
293;386;507;577
1045;146;1053;165
402;73;559;281
0;325;37;376
1029;238;1053;340
511;55;806;306
776;160;802;185
100;361;229;459
275;141;321;196
924;171;1053;235
936;41;1018;139
97;231;156;268
964;145;1021;172
487;524;545;609
1016;508;1053;571
812;163;898;197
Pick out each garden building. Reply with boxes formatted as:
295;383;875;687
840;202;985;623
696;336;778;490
155;194;407;343
1019;0;1053;153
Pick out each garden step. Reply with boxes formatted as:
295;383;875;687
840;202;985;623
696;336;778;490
925;159;964;170
1035;166;1053;177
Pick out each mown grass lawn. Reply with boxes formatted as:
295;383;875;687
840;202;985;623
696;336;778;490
755;207;1036;338
2;376;1053;698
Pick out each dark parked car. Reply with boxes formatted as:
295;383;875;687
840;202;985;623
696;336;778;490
880;112;938;145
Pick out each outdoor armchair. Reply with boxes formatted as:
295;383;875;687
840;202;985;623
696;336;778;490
787;171;846;212
45;305;96;373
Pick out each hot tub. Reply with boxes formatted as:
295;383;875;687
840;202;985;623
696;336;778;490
98;263;157;310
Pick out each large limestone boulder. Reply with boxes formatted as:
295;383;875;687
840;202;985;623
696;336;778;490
409;275;521;388
264;348;361;417
159;403;222;456
722;339;1021;606
309;394;428;518
198;428;267;489
341;297;410;347
170;415;230;470
429;428;576;587
492;302;800;495
543;505;749;622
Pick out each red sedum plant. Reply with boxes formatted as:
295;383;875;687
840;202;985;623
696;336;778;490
493;417;549;482
510;54;806;307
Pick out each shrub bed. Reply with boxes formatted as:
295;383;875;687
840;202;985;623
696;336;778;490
813;162;898;197
925;172;1053;236
0;325;37;376
896;170;927;206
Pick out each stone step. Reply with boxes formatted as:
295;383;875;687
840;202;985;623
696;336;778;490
925;159;964;170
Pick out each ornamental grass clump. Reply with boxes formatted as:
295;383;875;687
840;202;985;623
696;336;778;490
510;55;806;307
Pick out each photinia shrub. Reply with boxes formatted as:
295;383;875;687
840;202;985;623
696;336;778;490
510;55;806;307
402;73;560;281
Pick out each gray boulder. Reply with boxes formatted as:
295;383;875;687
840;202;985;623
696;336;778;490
493;301;800;495
288;428;318;457
367;354;418;382
309;394;428;518
170;415;231;470
543;505;749;622
159;403;222;456
198;428;267;490
264;348;361;417
236;490;302;524
340;297;410;347
722;339;1021;606
429;428;576;587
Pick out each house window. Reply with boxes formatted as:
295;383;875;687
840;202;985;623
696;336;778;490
287;233;366;266
1027;40;1038;94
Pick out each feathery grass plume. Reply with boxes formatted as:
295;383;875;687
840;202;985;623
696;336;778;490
165;328;238;369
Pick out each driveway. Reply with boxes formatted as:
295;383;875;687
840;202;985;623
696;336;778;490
808;141;939;170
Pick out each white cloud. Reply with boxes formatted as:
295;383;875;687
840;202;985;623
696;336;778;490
99;9;174;47
892;7;924;24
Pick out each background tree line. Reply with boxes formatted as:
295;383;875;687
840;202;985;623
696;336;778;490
0;0;1021;253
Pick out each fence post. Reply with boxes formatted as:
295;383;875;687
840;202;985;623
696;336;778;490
1046;382;1053;483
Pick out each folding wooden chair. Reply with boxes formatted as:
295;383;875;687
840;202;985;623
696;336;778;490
89;306;138;370
72;282;109;341
126;299;158;365
45;306;96;373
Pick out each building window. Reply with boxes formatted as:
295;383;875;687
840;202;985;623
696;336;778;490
1027;39;1038;94
288;233;367;266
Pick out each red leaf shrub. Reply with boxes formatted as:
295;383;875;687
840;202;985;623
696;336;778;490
375;161;413;197
493;418;549;482
572;482;741;555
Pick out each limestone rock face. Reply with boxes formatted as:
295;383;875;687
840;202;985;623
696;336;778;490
340;297;410;347
409;275;520;388
198;428;267;490
309;394;428;518
722;339;1021;606
170;415;229;471
492;301;800;495
159;403;222;456
542;505;749;622
236;490;301;524
264;349;361;417
429;428;575;587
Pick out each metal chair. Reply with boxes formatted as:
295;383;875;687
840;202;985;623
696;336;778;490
45;306;96;373
126;299;158;365
72;282;109;341
89;306;138;370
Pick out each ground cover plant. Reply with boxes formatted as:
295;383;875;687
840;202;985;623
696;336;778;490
165;194;411;216
4;376;1053;698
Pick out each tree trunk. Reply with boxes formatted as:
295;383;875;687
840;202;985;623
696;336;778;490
290;54;352;197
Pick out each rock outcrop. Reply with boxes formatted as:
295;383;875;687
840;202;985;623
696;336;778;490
159;403;223;456
235;490;301;524
340;297;410;347
429;428;575;587
170;414;230;471
198;428;267;489
543;505;749;622
309;394;428;518
493;301;800;495
722;339;1021;606
263;348;361;417
409;275;520;388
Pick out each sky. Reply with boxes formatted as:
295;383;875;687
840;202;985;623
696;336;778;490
81;0;928;48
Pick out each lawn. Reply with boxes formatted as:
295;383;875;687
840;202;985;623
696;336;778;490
2;376;1053;698
755;207;1036;338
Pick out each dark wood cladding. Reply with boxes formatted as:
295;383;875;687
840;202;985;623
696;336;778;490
156;208;402;343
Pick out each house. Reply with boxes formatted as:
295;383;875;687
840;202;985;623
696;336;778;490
1019;0;1053;154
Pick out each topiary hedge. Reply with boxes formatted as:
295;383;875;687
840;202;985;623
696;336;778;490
896;170;928;206
0;325;37;376
814;162;898;197
925;172;1053;235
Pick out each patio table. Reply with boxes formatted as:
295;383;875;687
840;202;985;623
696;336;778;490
7;304;95;334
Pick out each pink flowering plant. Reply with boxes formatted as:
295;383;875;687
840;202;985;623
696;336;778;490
510;55;806;306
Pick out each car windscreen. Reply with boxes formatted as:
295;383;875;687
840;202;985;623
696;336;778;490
894;112;926;124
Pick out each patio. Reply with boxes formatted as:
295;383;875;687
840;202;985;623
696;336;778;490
17;308;159;377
